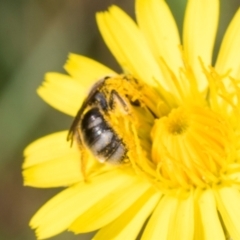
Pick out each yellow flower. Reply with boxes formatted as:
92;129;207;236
23;0;240;239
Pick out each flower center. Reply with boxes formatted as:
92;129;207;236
151;105;235;189
165;108;188;135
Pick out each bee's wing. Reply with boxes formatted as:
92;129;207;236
67;77;108;145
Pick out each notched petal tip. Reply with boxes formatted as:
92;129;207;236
29;171;135;239
22;131;72;169
37;71;86;116
64;53;117;91
64;53;116;88
22;154;82;188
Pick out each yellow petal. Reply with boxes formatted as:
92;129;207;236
96;6;166;88
69;177;152;233
93;188;161;240
23;132;116;188
37;72;85;116
30;170;134;239
64;54;116;88
136;0;182;75
195;189;225;240
215;8;240;79
168;192;194;240
141;195;178;240
23;131;75;168
215;187;240;239
183;0;219;90
23;152;81;188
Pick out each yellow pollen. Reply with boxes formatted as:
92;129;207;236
151;105;235;189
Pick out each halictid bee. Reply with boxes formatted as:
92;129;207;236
67;75;145;165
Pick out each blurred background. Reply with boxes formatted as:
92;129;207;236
0;0;239;239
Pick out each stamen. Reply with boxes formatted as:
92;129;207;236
151;105;235;189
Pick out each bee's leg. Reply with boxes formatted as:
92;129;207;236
109;90;129;113
80;148;88;182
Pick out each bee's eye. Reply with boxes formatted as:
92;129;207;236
92;92;108;111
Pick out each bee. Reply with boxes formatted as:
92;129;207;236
67;75;144;165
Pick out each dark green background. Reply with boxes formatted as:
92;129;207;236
0;0;239;239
